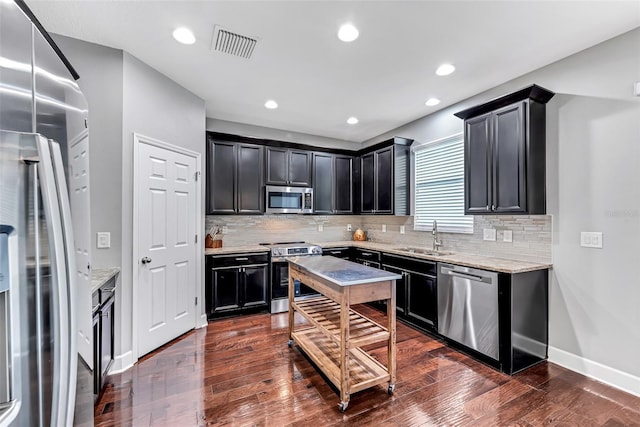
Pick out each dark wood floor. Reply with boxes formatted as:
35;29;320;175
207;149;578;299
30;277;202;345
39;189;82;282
95;306;640;426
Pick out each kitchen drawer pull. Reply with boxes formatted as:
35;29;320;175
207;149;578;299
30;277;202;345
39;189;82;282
329;251;342;255
101;310;110;318
361;252;372;257
102;288;115;294
235;257;249;261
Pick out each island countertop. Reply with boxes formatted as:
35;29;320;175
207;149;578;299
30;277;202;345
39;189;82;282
288;255;401;286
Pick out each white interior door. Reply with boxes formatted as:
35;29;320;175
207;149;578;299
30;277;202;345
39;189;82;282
68;130;93;368
135;136;198;357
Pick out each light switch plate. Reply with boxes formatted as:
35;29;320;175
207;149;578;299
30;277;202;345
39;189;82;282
581;231;603;248
483;228;496;241
347;224;352;232
97;232;110;249
400;225;405;234
382;224;387;233
503;230;513;242
634;81;640;97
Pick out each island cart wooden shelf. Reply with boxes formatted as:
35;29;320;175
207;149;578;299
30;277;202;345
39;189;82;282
287;256;400;412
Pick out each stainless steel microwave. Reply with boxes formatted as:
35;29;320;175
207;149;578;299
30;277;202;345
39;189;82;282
265;185;313;214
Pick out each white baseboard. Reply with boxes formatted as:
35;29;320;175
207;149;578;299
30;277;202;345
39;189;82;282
548;346;640;397
109;350;135;374
198;314;208;329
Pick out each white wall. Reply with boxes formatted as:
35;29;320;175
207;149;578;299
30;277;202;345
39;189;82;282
53;36;124;270
367;28;640;395
120;52;206;365
50;36;206;370
207;118;358;151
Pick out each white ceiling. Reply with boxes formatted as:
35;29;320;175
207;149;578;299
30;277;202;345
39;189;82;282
26;1;640;143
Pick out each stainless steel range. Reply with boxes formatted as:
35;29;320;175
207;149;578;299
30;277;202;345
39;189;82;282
260;242;322;313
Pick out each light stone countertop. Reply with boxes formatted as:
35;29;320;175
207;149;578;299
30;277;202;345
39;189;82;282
91;267;120;294
314;241;552;274
204;245;269;256
289;255;402;286
202;241;551;274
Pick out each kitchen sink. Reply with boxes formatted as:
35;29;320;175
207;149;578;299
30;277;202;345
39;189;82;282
395;247;453;256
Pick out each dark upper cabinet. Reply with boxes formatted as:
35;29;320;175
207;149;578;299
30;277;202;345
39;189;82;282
456;84;554;215
312;153;334;214
360;152;375;213
266;147;311;186
359;139;412;215
312;153;354;214
334;155;354;213
206;138;264;214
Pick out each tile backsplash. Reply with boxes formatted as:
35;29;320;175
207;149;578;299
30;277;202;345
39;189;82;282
205;214;551;264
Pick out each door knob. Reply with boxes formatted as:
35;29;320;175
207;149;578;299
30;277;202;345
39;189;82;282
141;257;152;264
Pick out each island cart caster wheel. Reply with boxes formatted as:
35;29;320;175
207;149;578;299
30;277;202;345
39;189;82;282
338;401;349;412
388;384;395;395
288;339;293;348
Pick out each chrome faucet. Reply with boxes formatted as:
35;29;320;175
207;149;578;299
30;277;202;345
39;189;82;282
432;220;442;252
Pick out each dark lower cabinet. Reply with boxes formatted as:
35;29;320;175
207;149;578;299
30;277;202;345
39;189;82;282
322;247;351;259
381;253;437;331
92;276;116;400
206;253;269;319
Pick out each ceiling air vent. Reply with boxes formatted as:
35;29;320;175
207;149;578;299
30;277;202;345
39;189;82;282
211;25;258;59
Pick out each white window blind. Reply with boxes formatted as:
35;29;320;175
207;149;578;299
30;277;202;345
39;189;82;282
413;133;474;233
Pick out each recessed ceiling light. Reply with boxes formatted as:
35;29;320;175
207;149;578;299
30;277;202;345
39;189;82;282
264;100;278;109
435;63;455;76
425;98;441;106
347;117;359;125
173;27;196;45
338;23;359;42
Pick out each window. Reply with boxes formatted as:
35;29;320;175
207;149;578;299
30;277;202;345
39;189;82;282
413;133;473;233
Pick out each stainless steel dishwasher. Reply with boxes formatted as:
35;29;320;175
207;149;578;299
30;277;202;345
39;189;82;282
437;263;499;360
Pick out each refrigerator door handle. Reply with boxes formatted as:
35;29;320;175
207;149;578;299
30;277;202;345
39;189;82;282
35;135;71;427
49;139;78;425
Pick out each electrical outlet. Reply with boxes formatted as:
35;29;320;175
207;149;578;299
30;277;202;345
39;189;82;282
97;232;110;249
318;224;324;232
580;231;603;248
382;224;387;232
483;228;496;241
400;225;405;234
347;224;352;232
503;230;513;242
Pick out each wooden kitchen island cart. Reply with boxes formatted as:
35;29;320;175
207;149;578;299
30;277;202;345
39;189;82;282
287;256;401;412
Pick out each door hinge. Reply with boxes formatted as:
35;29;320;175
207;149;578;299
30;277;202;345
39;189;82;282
195;171;200;181
195;297;198;306
195;234;198;243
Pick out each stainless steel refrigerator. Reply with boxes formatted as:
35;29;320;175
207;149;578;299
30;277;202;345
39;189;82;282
0;1;93;426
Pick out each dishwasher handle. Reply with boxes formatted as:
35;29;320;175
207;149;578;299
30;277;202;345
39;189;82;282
440;266;494;284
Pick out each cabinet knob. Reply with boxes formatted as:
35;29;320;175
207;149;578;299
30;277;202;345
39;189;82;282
491;204;495;211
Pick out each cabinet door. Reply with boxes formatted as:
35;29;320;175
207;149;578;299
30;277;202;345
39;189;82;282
360;153;375;213
289;150;312;186
207;141;236;213
375;147;393;214
465;113;492;214
266;147;289;185
237;144;264;213
492;102;527;213
212;267;241;313
242;265;268;308
313;153;334;213
383;265;407;315
334;155;353;213
407;272;437;329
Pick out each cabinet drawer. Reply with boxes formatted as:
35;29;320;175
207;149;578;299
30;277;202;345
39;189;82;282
381;253;436;276
208;252;269;268
323;247;350;259
353;248;381;263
